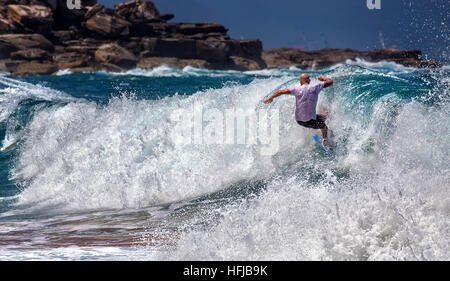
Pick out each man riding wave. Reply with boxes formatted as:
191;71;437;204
264;74;333;146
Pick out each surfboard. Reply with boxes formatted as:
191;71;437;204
313;134;333;155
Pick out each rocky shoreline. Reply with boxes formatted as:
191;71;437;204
0;0;441;76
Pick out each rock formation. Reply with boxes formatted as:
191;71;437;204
0;0;441;76
262;48;440;69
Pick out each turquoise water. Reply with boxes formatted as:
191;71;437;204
0;61;448;260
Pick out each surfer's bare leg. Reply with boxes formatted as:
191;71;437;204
321;125;328;146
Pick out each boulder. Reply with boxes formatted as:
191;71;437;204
85;3;105;19
137;0;160;22
114;0;140;19
114;0;161;23
0;34;54;59
85;13;131;38
7;5;53;33
95;43;137;68
12;60;58;76
53;51;91;69
10;48;52;61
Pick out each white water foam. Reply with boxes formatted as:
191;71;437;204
0;74;75;123
11;76;317;212
0;75;76;151
164;97;450;261
4;65;448;261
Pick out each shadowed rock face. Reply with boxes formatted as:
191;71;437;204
0;33;54;58
0;0;441;76
7;4;53;33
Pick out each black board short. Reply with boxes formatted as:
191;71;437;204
296;114;327;129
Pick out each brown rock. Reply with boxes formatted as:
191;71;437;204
85;13;131;38
195;40;228;61
361;48;421;61
115;0;161;23
261;48;437;69
261;48;309;69
119;37;141;55
10;48;51;61
228;39;263;60
64;44;99;55
173;32;230;41
0;34;54;59
114;0;140;19
0;58;26;73
177;23;228;36
229;56;264;71
49;30;76;44
137;57;210;69
53;52;91;69
417;60;441;68
160;13;174;21
0;6;7;18
95;43;137;68
137;1;160;22
100;62;125;72
145;22;179;36
70;65;102;73
85;3;105;19
7;5;53;33
141;38;196;59
12;60;58;76
0;59;6;73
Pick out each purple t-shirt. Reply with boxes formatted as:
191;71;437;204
288;82;325;122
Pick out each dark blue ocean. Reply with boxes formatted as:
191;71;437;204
0;61;448;260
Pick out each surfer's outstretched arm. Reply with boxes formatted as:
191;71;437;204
318;75;333;88
263;89;291;104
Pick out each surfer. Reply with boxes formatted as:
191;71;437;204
264;73;333;146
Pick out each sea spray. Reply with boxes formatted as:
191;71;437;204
0;61;448;260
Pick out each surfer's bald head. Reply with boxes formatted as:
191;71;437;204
300;73;310;85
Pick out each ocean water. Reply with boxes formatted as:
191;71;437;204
0;60;448;260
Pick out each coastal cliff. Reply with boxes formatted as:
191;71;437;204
0;0;441;76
